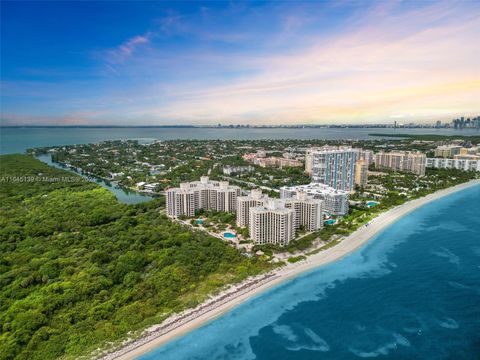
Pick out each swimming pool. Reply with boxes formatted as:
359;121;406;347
367;201;379;207
223;232;237;238
196;219;204;225
324;219;336;225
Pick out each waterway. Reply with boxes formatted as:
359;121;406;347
36;153;153;204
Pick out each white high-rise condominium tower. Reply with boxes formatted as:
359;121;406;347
249;200;295;246
280;183;349;216
166;183;197;218
166;176;240;217
168;182;324;246
426;158;480;172
309;147;357;191
236;188;269;227
237;189;323;245
284;191;323;232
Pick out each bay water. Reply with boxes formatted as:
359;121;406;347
2;127;477;154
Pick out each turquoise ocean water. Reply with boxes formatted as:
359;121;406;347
138;184;480;360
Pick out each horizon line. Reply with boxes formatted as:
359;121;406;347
2;123;479;129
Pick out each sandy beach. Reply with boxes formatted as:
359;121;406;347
100;179;480;360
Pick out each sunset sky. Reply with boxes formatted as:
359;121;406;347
1;1;479;126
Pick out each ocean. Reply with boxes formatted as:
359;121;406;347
1;126;478;154
138;184;480;360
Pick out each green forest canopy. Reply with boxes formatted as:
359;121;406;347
0;154;272;360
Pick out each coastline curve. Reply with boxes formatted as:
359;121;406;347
100;179;480;360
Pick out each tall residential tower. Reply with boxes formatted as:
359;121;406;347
249;200;296;246
308;147;357;191
284;191;324;231
167;176;240;217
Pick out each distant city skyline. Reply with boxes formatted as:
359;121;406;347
1;1;480;126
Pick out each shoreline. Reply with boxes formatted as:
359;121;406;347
100;179;480;360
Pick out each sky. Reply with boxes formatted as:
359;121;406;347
1;0;479;126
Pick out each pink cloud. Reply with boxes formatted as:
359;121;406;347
104;33;151;64
131;2;480;124
4;1;479;126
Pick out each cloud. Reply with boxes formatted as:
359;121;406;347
103;33;151;64
0;111;109;126
2;0;480;125
115;1;477;124
157;14;185;35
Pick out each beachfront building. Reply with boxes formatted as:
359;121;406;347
280;183;349;216
249;200;296;246
434;145;462;158
166;176;240;218
236;189;269;227
426;158;480;172
284;191;324;231
354;159;368;187
308;147;357;191
374;151;426;176
453;154;480;161
237;189;322;245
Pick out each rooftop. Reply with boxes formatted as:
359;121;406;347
281;183;348;196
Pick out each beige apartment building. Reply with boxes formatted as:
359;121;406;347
166;176;240;218
284;191;324;232
255;157;302;168
249;200;296;246
236;189;269;227
237;189;323;245
375;151;426;176
434;145;462;158
354;159;368;187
